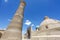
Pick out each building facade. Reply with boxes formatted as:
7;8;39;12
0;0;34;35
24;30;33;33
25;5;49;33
23;16;60;40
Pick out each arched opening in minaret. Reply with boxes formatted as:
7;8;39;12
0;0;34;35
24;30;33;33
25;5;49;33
0;33;2;38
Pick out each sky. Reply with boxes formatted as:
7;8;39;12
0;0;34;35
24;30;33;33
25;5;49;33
0;0;60;34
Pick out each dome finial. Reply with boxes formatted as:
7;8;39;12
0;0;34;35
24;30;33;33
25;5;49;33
44;16;49;20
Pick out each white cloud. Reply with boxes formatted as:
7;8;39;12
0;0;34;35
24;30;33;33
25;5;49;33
0;28;6;30
25;20;31;26
5;0;8;2
8;19;12;22
36;25;40;27
22;30;26;34
31;24;34;27
3;28;6;30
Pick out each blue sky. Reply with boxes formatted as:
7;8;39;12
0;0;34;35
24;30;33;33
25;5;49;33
0;0;60;33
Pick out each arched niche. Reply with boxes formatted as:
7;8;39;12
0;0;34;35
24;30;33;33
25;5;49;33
0;33;2;38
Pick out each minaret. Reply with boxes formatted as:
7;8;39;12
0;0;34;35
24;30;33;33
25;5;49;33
1;1;26;40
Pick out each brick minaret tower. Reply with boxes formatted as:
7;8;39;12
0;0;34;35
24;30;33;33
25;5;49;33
1;1;26;40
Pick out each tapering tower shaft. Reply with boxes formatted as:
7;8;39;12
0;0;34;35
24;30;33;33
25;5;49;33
7;1;26;31
1;1;26;40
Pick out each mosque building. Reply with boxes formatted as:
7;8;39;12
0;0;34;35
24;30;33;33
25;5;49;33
23;16;60;40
